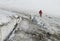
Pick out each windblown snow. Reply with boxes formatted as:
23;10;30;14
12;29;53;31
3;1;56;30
0;0;60;41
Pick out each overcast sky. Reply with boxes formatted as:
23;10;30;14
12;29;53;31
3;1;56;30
0;0;60;17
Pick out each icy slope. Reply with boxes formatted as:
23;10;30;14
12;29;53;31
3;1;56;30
0;8;60;41
8;14;60;41
0;9;60;41
0;10;18;25
0;9;19;41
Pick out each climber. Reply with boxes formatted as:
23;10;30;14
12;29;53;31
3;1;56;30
39;10;43;17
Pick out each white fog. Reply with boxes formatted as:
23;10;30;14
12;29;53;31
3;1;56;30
0;0;60;17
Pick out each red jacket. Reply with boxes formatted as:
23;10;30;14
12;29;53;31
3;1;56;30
39;10;42;14
39;10;42;17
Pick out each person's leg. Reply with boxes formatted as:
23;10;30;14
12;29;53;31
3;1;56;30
40;13;42;17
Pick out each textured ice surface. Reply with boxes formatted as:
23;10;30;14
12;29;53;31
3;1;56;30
0;10;17;25
7;15;60;41
0;9;60;41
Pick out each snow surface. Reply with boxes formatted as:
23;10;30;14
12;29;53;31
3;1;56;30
8;14;60;41
0;9;17;25
0;0;60;41
0;9;18;41
0;9;60;41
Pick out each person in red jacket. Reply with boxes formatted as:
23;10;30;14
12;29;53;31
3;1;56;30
39;10;43;17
